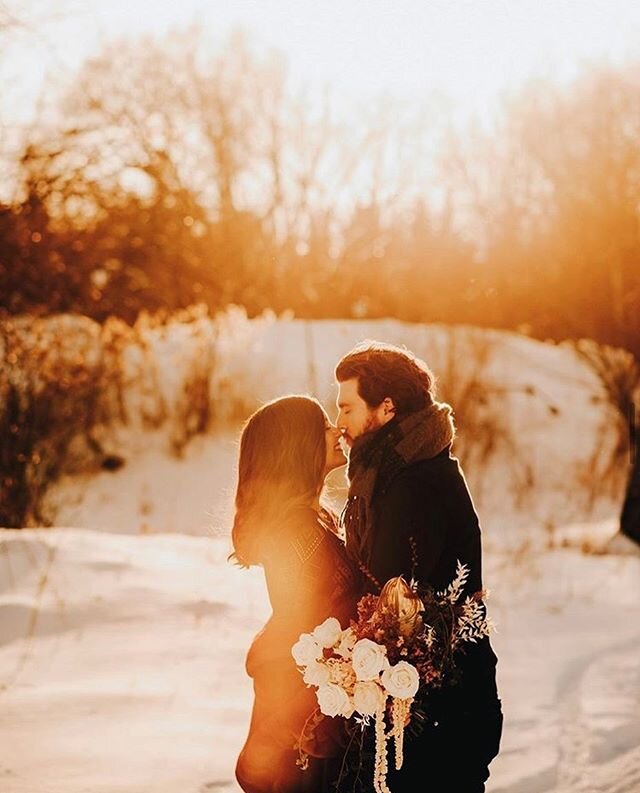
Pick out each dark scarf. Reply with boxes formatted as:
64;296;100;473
341;401;456;565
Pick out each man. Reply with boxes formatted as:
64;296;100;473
335;340;503;793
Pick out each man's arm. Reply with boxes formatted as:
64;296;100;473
368;473;447;586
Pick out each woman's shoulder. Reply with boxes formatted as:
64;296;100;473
288;506;352;564
290;515;327;564
267;506;327;563
261;505;353;574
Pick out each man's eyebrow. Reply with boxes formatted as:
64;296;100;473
337;401;349;408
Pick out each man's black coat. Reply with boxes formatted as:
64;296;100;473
346;442;504;792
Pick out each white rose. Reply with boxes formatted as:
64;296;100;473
292;633;322;667
353;681;386;716
335;627;357;659
341;697;355;719
380;661;420;699
303;661;331;687
316;683;350;717
312;617;343;648
351;638;387;681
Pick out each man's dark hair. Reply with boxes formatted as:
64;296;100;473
335;340;435;415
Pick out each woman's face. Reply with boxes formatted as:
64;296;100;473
324;414;347;474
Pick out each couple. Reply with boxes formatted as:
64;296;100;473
230;340;503;792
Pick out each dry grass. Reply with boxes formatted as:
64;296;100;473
426;326;539;507
0;316;118;528
570;338;640;511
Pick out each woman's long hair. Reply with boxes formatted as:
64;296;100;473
230;395;327;567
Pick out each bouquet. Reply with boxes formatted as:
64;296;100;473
291;560;494;793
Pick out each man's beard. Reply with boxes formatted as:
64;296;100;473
344;411;384;447
362;411;385;437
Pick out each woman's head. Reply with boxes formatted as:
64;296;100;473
230;394;345;567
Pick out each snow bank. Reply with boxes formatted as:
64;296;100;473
25;313;623;543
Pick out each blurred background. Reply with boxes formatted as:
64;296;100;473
1;3;640;792
2;0;640;345
0;0;640;526
1;0;639;540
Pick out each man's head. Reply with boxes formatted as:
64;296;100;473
334;340;435;446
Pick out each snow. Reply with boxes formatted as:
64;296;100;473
2;314;639;792
1;526;639;793
43;428;242;537
40;315;626;543
0;528;264;793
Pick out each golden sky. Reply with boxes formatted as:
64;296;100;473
4;0;640;129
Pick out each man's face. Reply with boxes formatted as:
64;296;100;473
336;378;390;448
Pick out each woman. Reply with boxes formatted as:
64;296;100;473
230;395;362;793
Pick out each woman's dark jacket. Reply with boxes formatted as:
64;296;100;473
235;507;361;793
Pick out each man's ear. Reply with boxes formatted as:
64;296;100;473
382;397;396;417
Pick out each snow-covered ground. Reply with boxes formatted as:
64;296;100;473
1;525;639;793
2;314;639;792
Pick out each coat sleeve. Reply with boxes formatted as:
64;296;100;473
368;473;447;587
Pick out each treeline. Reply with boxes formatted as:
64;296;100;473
0;28;638;358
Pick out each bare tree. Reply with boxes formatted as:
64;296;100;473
441;64;640;353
